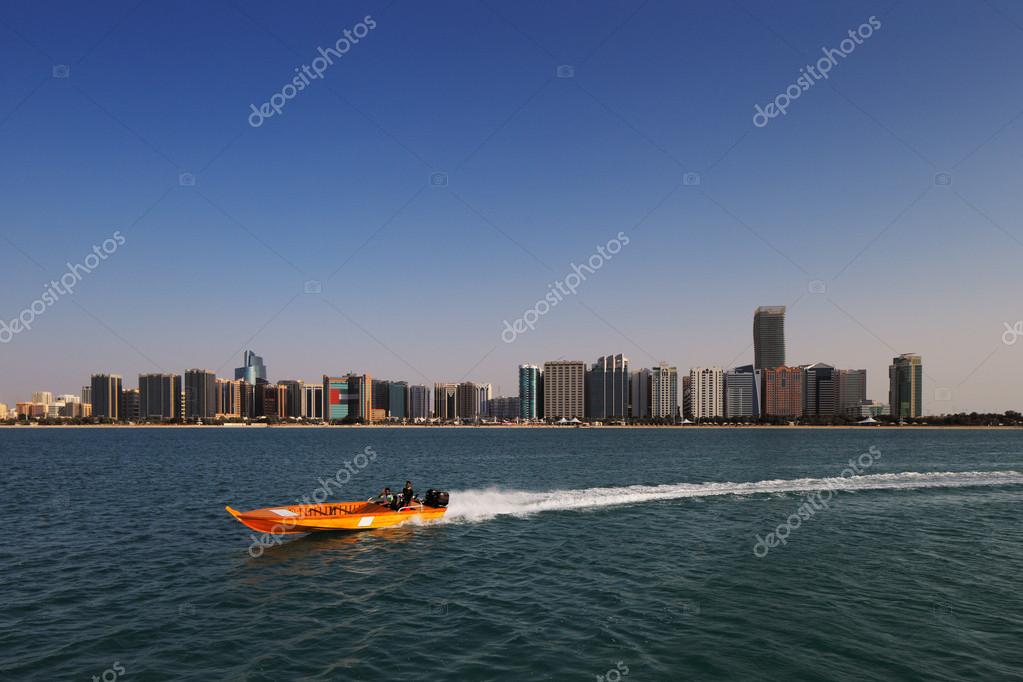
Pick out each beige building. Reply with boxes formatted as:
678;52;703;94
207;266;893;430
543;360;586;419
690;366;724;419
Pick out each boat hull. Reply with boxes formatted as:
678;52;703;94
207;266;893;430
226;500;446;534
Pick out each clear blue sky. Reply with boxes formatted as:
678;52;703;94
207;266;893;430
2;0;1022;412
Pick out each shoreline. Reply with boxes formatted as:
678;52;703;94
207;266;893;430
0;424;1019;430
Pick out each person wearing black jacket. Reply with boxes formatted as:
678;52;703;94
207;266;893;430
400;481;414;507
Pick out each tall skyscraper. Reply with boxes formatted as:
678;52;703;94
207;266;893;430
408;385;430;420
681;375;692;420
762;367;803;418
802;363;837;417
90;374;123;420
477;383;493;417
434;383;458;420
184;369;217;420
81;386;92;406
586;354;629;419
753;306;786;369
216;378;243;418
690;367;724;419
278;380;305;418
543;360;586;419
725;365;761;418
630;368;651;419
389;381;408;419
324;376;352;421
518;364;541;420
650;363;678;419
372;380;391;417
836;369;867;415
122;389;141;421
456;382;480;420
234;350;267;384
889;354;923;418
140;373;181;420
304;384;323;419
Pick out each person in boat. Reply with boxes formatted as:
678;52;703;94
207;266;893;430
376;487;394;507
400;481;415;508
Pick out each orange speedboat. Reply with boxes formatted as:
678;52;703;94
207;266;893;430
226;490;449;535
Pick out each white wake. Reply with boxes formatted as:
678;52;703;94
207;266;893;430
442;470;1023;523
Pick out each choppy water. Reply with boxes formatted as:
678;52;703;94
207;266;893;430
2;428;1022;680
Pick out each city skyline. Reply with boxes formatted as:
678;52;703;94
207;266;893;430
2;2;1022;413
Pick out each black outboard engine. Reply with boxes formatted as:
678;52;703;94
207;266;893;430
424;489;450;508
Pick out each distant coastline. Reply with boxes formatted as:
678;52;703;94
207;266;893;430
1;423;1019;430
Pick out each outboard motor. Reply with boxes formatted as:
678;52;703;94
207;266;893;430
424;489;449;508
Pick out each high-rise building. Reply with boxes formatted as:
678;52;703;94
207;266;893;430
543;361;586;419
889;354;923;418
140;373;181;420
322;374;372;422
122;389;141;421
477;384;493;417
278;380;305;418
408;385;430;420
587;354;629;419
650;363;678;419
32;391;53;406
90;374;123;420
372;380;391;417
255;383;286;419
690;367;724;419
802;363;837;417
518;364;542;420
762;367;803;418
81;386;92;406
216;378;243;418
184;369;217;420
725;365;761;418
681;375;692;420
234;350;267;384
304;384;323;419
324;376;351;421
434;383;458;420
389;381;408;419
753;306;786;370
836;369;867;415
0;404;8;420
456;382;480;420
630;368;651;419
